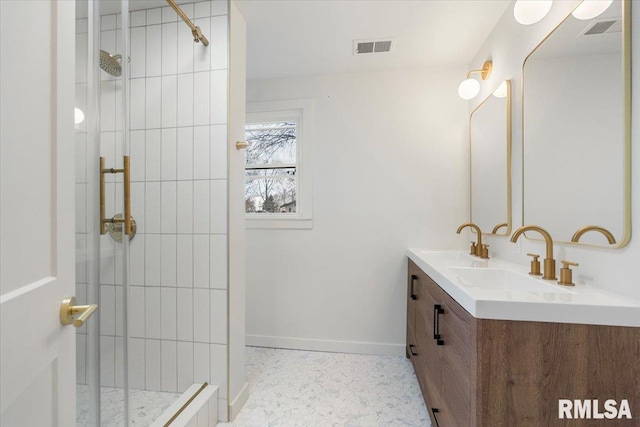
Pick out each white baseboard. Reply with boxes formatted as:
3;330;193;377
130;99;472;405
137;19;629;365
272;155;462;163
228;381;249;421
246;334;406;357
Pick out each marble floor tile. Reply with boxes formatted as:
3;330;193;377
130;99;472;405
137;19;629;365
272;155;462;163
219;347;430;427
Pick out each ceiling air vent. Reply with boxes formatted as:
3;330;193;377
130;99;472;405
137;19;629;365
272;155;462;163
354;38;394;55
583;19;621;35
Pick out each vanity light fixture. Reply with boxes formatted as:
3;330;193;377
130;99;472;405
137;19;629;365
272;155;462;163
492;81;508;98
572;0;613;20
458;60;493;100
513;0;552;25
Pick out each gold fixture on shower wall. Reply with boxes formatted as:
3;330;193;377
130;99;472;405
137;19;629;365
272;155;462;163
166;0;210;46
100;156;134;239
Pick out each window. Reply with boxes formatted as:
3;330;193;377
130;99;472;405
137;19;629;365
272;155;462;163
245;99;313;229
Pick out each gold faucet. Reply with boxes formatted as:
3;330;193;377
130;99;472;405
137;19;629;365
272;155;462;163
510;225;556;280
456;223;487;258
571;225;616;245
491;223;508;234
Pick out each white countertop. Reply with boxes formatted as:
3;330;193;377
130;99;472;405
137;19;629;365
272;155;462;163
408;249;640;327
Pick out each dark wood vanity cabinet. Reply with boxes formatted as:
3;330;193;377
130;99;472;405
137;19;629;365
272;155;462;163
406;259;640;427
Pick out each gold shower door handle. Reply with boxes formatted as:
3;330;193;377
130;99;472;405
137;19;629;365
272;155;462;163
100;156;132;236
60;296;98;328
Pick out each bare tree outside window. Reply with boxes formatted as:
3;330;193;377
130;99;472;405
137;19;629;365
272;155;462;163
245;122;298;213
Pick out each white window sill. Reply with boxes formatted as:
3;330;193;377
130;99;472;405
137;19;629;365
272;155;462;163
246;216;313;230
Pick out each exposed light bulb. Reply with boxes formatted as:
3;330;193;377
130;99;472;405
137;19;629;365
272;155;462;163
492;81;508;98
514;0;553;25
458;78;480;100
572;0;613;20
74;107;85;125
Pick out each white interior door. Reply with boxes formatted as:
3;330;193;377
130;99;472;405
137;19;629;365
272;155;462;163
0;1;77;426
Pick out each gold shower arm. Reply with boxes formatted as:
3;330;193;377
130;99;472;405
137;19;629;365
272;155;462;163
166;0;209;46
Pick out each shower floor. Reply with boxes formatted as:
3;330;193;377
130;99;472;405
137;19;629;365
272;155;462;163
77;385;180;427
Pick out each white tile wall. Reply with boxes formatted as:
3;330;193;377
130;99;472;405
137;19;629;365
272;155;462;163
75;3;229;417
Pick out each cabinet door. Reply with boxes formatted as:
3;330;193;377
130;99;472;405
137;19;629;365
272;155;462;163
432;280;475;427
414;269;444;420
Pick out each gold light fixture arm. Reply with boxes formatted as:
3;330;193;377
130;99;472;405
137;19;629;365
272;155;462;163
467;60;493;80
571;225;616;244
166;0;209;46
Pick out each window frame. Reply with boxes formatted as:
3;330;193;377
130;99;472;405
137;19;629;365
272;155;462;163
245;99;313;229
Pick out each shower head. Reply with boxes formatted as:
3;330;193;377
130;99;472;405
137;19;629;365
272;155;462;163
100;50;122;77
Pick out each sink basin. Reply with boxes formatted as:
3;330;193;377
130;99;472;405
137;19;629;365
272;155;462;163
448;267;573;294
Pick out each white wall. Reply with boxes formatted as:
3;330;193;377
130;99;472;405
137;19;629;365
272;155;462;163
469;1;640;301
246;68;469;356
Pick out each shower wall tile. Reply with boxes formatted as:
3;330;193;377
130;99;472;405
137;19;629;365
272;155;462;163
211;0;228;16
162;23;178;75
76;235;88;284
177;235;194;287
177;181;194;234
147;8;162;26
76;34;88;84
130;338;146;389
100;285;116;336
76;18;88;34
194;342;210;383
177;73;195;126
162;6;178;23
145;287;162;339
161;128;177;180
145;181;161;233
161;182;178;233
101;81;116;132
161;234;177;286
210;125;227;179
194;1;211;18
210;16;228;71
145;129;161;181
130;130;146;181
101;30;117;81
177;127;194;180
131;182;146;233
161;340;178;392
146;25;162;77
77;334;87;384
193;181;210;234
100;237;116;285
102;14;117;31
146;76;162;129
177;288;194;341
177;341;195;391
130;78;146;128
130;286;146;338
115;337;125;388
193;19;211;73
100;336;116;387
131;27;146;78
194;126;210;180
210;290;227;345
145;339;162;391
193;288;210;342
210;344;227;398
115;286;124;336
194;72;211;126
75;184;87;233
162;76;178;127
177;25;195;74
193;235;210;288
211;70;228;125
145;233;162;285
131;10;146;28
210;235;227;290
161;287;177;340
210;180;227;234
130;234;146;285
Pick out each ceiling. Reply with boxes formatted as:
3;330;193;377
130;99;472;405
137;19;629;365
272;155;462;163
237;0;511;80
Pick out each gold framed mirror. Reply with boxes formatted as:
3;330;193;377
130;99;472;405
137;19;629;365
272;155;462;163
522;0;630;248
470;80;512;236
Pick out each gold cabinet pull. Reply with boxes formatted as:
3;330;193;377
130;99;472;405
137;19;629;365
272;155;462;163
60;296;98;328
236;141;249;150
100;156;133;237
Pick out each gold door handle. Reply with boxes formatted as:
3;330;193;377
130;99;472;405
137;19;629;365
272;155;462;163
101;156;132;237
60;296;98;328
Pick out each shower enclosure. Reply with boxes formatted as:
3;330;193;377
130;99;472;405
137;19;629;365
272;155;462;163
74;0;237;425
